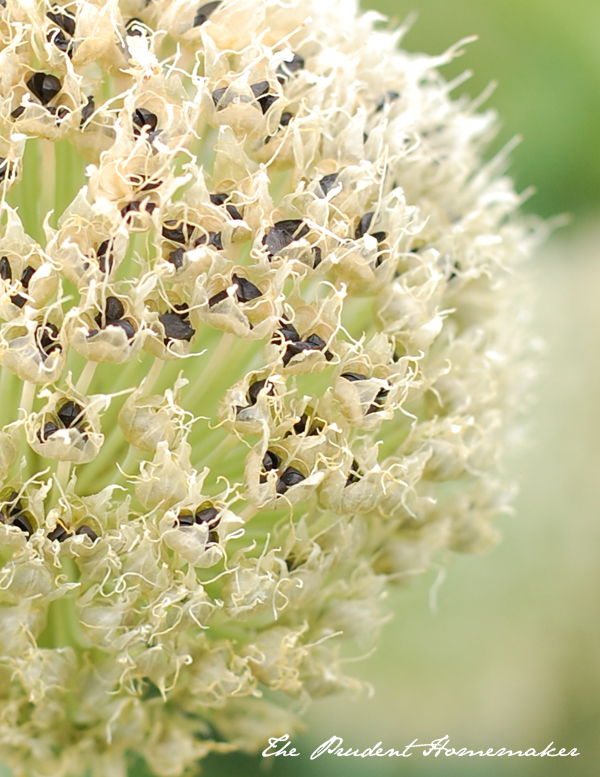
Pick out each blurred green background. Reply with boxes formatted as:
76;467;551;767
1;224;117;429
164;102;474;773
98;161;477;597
3;2;599;776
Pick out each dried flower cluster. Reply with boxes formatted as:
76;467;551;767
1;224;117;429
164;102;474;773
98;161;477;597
0;1;539;775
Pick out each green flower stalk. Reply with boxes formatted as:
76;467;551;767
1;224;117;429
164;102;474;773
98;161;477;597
0;1;540;775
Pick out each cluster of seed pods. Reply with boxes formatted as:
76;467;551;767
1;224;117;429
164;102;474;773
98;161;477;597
0;2;538;775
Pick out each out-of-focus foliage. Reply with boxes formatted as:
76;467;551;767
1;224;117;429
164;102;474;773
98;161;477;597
372;0;600;221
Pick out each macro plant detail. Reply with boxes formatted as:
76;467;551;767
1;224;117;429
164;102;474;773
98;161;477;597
0;1;540;775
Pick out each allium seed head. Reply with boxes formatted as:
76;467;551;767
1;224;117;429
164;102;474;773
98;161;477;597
0;0;541;775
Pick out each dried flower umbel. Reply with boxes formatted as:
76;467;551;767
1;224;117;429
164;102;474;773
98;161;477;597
0;1;540;775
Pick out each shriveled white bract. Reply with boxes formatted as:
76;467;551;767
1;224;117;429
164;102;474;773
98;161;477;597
0;1;538;775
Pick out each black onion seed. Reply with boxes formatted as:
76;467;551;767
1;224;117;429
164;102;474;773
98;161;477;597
275;322;300;343
282;334;328;367
96;239;114;273
48;525;72;542
47;28;73;56
0;158;10;181
80;95;95;126
195;232;223;250
258;94;278;114
355;212;374;240
366;387;390;415
210;192;228;206
57;401;84;428
0;256;11;281
247;379;274;406
133;107;158;136
159;312;195;343
250;81;270;98
76;524;98;541
39;420;59;441
104;296;125;322
375;90;400;112
107;318;136;341
162;220;195;244
225;203;243;220
312;246;322;268
341;372;368;382
167;248;185;269
292;414;308;435
193;1;221;27
276;466;305;494
250;81;279;113
173;303;191;319
47;8;76;36
318;172;339;197
232;274;262;303
20;266;35;289
11;106;25;120
125;17;146;36
174;511;195;528
10;294;26;308
208;289;229;307
121;200;157;218
37;323;61;357
26;72;62;105
195;507;219;526
211;87;227;107
263;219;309;257
345;460;361;486
279;111;293;127
262;450;282;472
11;514;33;537
276;53;305;83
